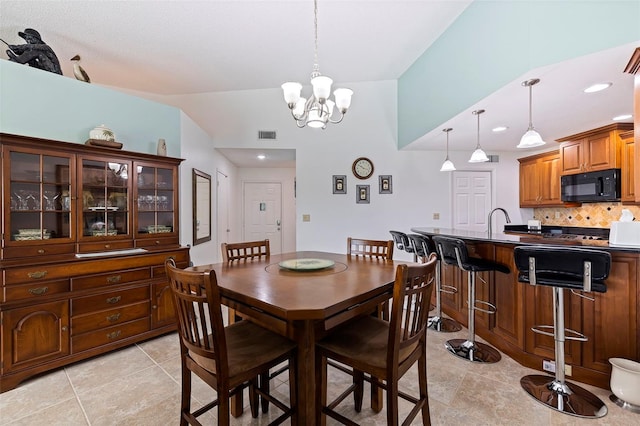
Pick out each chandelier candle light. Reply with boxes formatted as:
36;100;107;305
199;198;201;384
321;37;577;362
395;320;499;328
281;0;353;129
517;78;546;148
469;109;489;163
440;128;456;171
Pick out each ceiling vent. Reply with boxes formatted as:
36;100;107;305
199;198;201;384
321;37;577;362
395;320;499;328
488;154;499;163
258;130;277;140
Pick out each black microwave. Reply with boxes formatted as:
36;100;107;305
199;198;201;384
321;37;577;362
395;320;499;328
560;169;620;203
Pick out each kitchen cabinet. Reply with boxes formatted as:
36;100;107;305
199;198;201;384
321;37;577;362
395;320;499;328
558;123;633;175
621;129;636;202
518;150;562;207
0;133;190;393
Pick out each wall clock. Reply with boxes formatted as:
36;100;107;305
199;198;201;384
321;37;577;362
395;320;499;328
352;157;374;180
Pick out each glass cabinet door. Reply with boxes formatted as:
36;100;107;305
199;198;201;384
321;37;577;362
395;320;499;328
6;148;73;244
135;163;176;237
78;157;130;239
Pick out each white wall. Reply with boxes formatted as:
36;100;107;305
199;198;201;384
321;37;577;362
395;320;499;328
159;81;526;263
179;111;239;266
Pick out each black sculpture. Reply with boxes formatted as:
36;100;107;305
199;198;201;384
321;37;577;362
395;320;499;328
3;28;62;75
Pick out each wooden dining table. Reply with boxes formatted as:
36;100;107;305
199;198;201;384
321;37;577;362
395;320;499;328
186;251;401;425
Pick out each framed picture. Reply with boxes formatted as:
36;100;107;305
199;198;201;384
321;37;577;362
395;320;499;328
379;175;392;194
356;185;370;204
333;175;346;194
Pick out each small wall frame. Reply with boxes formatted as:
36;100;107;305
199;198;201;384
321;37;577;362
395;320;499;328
333;175;346;194
379;175;392;194
192;168;212;246
356;185;370;204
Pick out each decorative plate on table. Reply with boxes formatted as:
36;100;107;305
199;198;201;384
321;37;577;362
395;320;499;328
278;258;335;271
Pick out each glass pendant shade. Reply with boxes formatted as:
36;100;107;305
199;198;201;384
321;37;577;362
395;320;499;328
517;129;546;148
440;159;456;172
333;88;353;111
292;97;306;117
281;82;302;104
469;148;489;163
311;75;333;100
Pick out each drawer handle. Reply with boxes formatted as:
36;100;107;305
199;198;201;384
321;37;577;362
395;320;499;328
28;271;48;280
107;330;122;339
104;244;111;249
106;296;122;304
28;286;49;295
37;249;45;254
106;313;121;322
155;240;161;245
106;275;122;284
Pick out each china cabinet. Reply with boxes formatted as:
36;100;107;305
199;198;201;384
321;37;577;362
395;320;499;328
0;133;189;392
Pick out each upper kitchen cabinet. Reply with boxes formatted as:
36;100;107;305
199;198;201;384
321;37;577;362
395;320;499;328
558;123;634;175
621;129;636;203
518;150;563;207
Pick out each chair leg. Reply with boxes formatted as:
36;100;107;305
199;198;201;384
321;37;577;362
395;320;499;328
259;371;270;413
250;377;259;418
386;377;399;426
353;369;364;412
218;388;230;426
315;353;327;425
288;353;298;425
180;361;191;426
418;353;431;425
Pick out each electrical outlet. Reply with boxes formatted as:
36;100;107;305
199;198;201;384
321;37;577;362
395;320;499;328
543;360;555;373
565;364;572;376
302;214;310;222
555;212;561;219
433;213;440;220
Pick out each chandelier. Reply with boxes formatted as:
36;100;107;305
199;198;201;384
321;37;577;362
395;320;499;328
281;0;353;129
468;109;489;163
440;128;455;171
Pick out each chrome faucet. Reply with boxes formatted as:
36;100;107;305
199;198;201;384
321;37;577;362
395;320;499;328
488;207;511;236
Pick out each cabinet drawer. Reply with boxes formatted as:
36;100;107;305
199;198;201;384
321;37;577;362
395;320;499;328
3;279;70;302
72;286;149;316
78;240;134;254
4;264;70;285
135;236;179;249
71;317;150;353
71;301;150;335
2;243;76;260
72;268;151;291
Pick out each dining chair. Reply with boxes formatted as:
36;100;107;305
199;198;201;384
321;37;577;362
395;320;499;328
164;258;297;426
347;237;394;260
315;254;437;425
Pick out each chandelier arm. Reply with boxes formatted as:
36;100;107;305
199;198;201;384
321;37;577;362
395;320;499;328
328;112;345;124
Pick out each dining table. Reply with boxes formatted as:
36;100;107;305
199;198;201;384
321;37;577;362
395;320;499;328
186;250;402;425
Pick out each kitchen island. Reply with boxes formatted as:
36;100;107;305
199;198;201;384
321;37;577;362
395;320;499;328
411;227;639;390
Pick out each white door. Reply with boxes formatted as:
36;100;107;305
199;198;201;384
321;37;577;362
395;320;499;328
216;171;230;252
452;171;492;231
243;182;282;254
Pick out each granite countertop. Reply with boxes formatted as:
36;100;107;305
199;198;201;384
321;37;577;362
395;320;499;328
410;226;640;253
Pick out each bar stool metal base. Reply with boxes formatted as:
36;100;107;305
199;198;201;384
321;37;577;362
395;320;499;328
445;338;501;363
428;316;462;333
520;374;608;418
609;394;640;414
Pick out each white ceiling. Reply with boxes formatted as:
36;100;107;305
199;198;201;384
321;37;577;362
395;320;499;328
1;0;637;167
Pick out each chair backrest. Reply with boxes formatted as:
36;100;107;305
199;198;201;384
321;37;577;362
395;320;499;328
388;254;437;363
221;239;270;262
347;237;394;259
389;231;414;254
406;233;436;261
513;246;610;293
164;258;229;381
431;235;469;269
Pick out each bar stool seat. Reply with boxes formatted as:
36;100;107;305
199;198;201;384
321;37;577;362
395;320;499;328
432;236;509;363
390;230;415;259
407;233;461;332
514;246;610;419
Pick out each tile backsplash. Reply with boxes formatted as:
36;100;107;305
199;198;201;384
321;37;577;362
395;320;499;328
534;203;640;228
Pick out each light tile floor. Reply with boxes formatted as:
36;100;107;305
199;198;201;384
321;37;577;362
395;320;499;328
1;326;638;425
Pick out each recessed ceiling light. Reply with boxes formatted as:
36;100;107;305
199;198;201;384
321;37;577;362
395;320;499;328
257;154;266;160
613;114;632;121
583;82;612;93
492;126;508;132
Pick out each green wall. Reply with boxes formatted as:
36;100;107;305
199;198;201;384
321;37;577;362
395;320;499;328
398;0;640;148
0;60;180;156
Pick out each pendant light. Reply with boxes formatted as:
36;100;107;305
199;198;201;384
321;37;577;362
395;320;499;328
517;78;546;148
440;128;456;171
469;109;489;163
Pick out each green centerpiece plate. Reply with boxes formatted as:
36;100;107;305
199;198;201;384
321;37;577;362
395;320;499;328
278;258;335;271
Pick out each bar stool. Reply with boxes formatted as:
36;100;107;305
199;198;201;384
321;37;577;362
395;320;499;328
431;236;509;363
514;246;610;419
389;230;415;261
407;233;462;332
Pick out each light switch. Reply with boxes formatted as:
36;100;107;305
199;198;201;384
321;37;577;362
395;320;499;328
433;213;440;220
302;214;311;222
